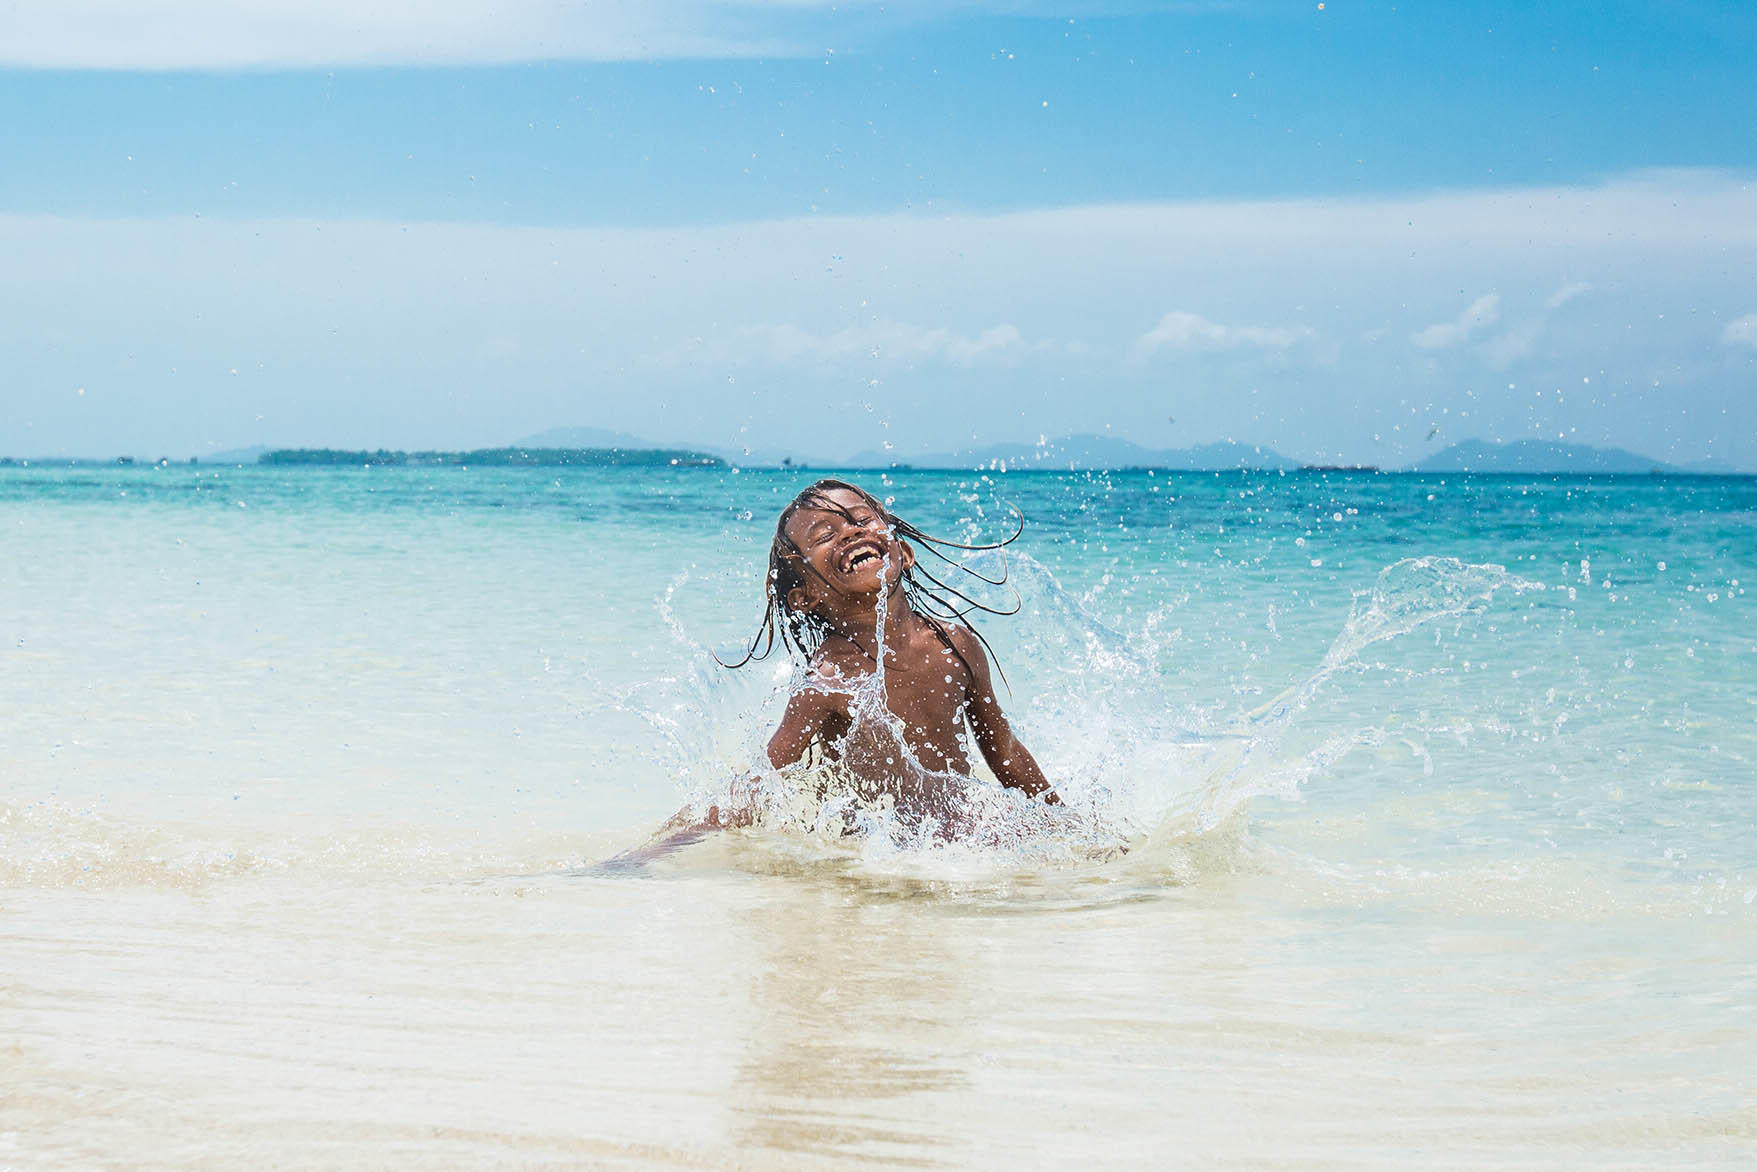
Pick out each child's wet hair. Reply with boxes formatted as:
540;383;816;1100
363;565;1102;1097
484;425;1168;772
721;478;1022;683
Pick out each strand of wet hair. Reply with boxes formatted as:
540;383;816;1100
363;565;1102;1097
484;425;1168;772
887;505;1024;588
906;559;1022;620
719;484;1025;673
905;582;1015;697
753;536;1020;695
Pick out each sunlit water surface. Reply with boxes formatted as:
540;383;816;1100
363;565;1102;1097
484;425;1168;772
3;465;1753;1167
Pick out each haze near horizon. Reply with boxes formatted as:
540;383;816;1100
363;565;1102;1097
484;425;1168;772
3;2;1754;469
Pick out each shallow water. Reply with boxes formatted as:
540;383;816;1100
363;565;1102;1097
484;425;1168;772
3;465;1753;1166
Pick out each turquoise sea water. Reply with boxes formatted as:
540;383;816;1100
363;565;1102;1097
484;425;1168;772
3;464;1753;1165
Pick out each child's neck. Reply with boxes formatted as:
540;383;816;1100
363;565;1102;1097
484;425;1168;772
824;584;918;665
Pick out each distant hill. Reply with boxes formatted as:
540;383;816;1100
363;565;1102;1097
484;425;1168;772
217;429;1735;475
261;446;722;468
1413;439;1685;474
847;433;1299;471
519;426;1298;471
515;427;800;468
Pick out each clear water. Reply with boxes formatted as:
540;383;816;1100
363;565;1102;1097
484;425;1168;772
3;464;1753;1165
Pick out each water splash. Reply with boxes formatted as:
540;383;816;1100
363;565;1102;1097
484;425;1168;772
4;552;1540;891
641;554;1538;874
1173;556;1544;834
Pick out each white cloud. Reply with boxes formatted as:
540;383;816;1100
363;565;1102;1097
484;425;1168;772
1544;281;1593;310
1723;313;1757;348
686;320;1043;368
1480;321;1542;368
1481;281;1595;366
3;168;1755;464
0;0;1150;68
0;0;794;68
1410;293;1500;350
1133;311;1316;359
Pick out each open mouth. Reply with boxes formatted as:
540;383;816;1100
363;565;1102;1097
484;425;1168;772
843;544;884;572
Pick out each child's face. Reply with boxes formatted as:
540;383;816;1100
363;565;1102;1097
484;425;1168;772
782;487;912;610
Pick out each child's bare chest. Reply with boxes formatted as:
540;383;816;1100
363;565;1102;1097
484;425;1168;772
821;635;974;774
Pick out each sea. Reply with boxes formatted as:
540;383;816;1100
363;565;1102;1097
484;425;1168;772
3;462;1752;1168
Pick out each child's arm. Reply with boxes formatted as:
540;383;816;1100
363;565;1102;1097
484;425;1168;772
681;672;847;822
954;627;1059;803
764;679;845;770
595;674;846;870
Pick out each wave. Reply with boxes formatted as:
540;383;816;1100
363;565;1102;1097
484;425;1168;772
634;555;1540;872
2;555;1548;892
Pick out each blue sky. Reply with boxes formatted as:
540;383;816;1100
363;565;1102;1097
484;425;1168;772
3;1;1755;466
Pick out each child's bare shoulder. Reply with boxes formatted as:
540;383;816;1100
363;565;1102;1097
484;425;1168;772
938;619;983;657
806;637;870;689
936;620;997;691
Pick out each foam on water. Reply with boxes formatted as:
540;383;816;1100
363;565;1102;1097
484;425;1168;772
3;467;1751;912
611;551;1544;885
7;536;1724;910
0;797;620;890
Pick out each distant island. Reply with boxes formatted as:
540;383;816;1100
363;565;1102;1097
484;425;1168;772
258;446;723;468
844;434;1301;472
516;426;1743;475
9;433;1741;475
840;435;1737;475
1411;438;1730;475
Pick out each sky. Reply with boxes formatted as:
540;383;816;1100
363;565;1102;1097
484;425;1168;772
3;1;1755;467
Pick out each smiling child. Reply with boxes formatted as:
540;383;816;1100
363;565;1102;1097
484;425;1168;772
611;479;1055;863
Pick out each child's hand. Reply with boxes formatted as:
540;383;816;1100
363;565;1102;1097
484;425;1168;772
705;775;761;827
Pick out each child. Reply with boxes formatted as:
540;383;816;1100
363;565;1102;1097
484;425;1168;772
612;480;1055;865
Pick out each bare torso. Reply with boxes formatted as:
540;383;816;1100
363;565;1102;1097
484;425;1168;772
802;616;982;811
818;621;973;762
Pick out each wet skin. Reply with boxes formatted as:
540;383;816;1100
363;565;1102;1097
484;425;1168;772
763;488;1055;803
609;487;1053;863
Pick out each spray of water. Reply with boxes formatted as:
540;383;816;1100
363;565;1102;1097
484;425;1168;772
0;549;1544;890
629;553;1539;876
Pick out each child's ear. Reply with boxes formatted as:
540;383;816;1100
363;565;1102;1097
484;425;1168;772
900;540;917;572
787;585;810;613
